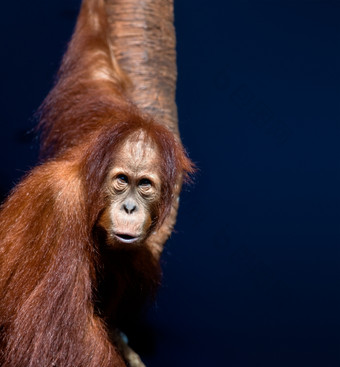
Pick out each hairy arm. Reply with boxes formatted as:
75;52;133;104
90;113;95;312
38;0;131;158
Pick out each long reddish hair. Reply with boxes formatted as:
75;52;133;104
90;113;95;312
0;118;193;366
0;0;194;365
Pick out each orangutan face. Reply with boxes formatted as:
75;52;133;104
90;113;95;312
98;133;161;246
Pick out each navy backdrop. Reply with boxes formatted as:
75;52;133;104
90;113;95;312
0;1;339;366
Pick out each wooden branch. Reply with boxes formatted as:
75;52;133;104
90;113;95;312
106;0;179;136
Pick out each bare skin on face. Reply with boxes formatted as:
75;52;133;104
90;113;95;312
98;132;162;247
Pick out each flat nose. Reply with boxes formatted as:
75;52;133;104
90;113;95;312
122;199;137;214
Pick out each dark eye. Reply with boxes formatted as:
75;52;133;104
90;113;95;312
117;174;129;184
138;178;152;187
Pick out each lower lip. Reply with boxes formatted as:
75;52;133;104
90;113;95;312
114;234;140;244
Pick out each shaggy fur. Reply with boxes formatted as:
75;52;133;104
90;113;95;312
0;0;194;366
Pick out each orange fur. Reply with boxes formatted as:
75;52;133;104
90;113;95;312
0;0;194;366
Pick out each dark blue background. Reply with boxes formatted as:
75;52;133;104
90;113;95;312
0;1;339;366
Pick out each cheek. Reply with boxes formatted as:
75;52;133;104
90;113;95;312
142;211;153;232
145;201;159;225
97;206;112;232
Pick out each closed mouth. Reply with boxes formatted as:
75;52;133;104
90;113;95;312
114;233;140;244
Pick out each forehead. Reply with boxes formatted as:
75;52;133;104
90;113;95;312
112;132;160;176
